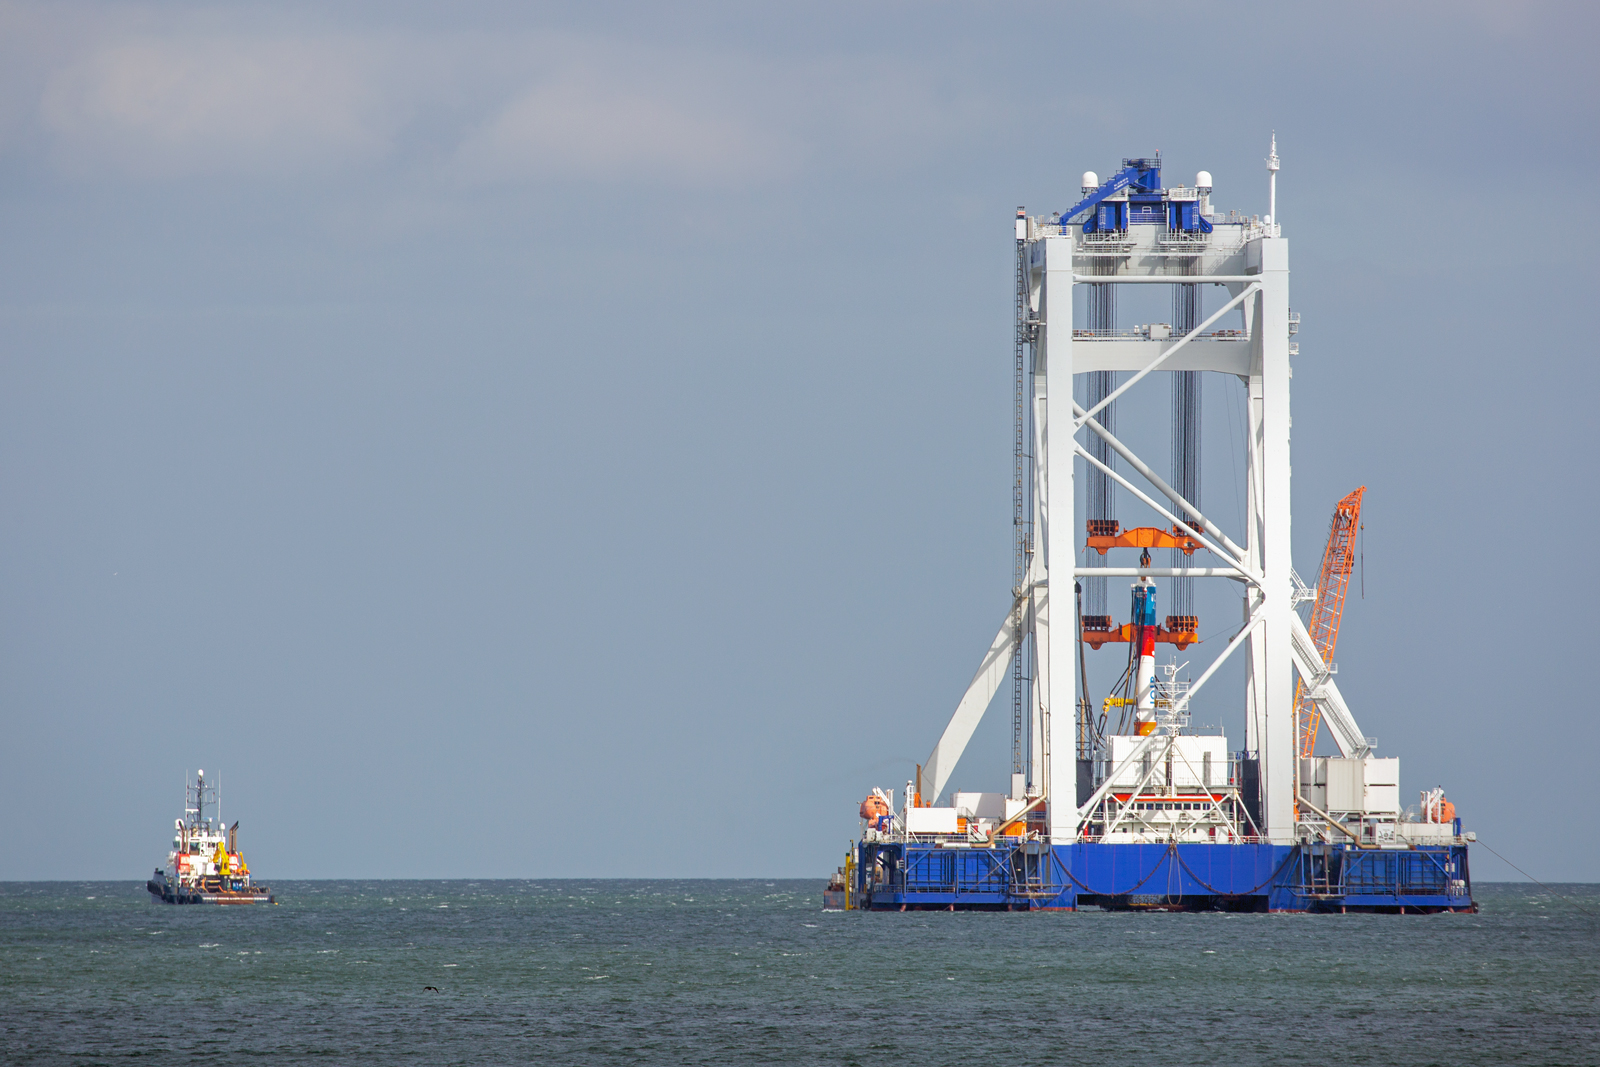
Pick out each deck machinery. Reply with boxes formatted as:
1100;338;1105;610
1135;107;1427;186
847;142;1474;912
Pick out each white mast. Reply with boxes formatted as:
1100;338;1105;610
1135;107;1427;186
1267;133;1279;227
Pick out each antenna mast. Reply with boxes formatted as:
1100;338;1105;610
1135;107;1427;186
1267;133;1280;225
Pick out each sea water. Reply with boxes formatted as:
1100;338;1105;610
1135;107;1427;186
2;880;1596;1064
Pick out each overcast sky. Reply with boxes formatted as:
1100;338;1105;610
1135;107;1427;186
2;0;1597;881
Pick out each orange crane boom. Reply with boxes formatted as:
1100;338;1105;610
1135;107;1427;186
1296;487;1365;760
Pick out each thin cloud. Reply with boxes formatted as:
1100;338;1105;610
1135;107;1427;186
40;32;406;178
452;67;802;187
8;5;984;189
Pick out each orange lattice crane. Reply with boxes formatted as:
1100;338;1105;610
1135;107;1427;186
1296;487;1365;760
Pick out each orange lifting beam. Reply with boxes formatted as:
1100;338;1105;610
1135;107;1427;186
1085;520;1203;556
1296;486;1366;760
1082;616;1201;651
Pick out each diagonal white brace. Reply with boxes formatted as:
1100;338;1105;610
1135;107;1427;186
1075;283;1259;428
1288;612;1370;757
1074;403;1250;564
1075;729;1166;825
921;599;1023;804
1173;603;1265;714
1075;443;1255;577
1098;733;1174;836
1076;604;1265;823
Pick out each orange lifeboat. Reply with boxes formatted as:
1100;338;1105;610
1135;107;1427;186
859;795;890;822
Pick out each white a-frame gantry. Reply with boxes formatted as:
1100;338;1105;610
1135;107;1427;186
918;153;1367;846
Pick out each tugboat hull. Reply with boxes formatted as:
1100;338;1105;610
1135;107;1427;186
147;872;275;905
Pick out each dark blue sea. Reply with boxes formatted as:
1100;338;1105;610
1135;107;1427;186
2;880;1596;1064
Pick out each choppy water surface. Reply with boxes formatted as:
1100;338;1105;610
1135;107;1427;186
2;880;1596;1065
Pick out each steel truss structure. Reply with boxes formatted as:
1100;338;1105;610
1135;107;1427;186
870;146;1475;912
927;160;1355;844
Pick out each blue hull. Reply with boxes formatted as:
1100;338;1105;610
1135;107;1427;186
855;840;1474;912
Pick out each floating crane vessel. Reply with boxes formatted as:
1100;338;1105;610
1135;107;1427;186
840;142;1473;913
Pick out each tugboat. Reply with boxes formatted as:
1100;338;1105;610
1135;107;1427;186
823;849;856;910
146;769;275;905
823;868;848;910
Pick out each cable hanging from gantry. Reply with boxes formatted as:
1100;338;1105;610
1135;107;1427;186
1082;374;1118;622
1170;333;1201;620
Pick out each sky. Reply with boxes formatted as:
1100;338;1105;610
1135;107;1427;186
2;0;1597;881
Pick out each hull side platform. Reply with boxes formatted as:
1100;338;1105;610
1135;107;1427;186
855;841;1474;913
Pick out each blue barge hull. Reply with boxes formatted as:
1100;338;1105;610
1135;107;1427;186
855;840;1474;912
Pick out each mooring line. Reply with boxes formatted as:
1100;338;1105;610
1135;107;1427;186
1476;838;1598;921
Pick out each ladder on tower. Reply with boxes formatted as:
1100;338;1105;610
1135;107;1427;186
1012;209;1031;780
1296;487;1366;760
